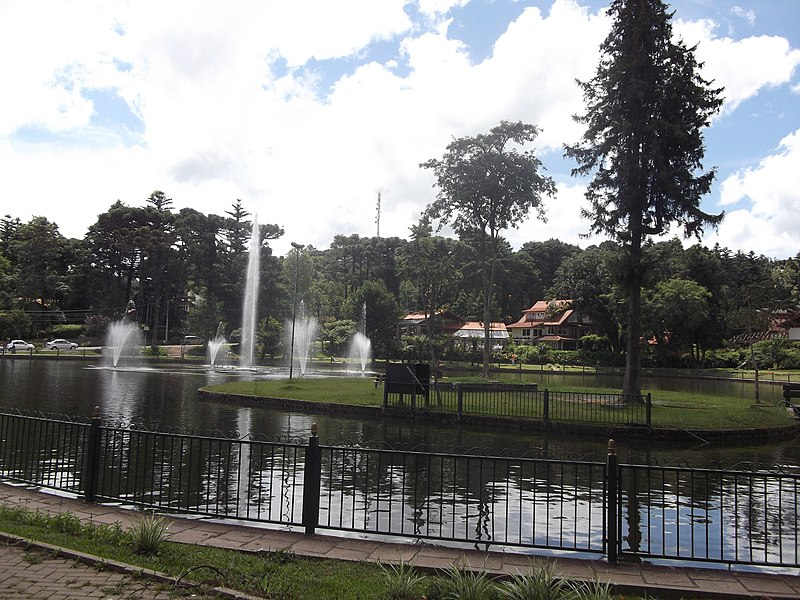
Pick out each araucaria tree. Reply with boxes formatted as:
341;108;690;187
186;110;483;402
422;120;555;377
564;0;724;397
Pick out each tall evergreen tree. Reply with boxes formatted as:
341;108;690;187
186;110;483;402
564;0;723;396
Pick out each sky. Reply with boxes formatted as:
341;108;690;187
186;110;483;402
1;0;798;260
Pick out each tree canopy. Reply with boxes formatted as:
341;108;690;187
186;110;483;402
564;0;724;396
422;120;555;376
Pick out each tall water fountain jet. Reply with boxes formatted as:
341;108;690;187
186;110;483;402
240;215;260;369
347;302;372;373
286;300;318;376
208;322;227;366
105;320;142;367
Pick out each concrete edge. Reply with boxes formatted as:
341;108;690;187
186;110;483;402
0;530;263;600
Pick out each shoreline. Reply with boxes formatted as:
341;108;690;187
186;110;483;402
198;388;800;445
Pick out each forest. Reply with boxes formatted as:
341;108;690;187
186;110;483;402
1;193;798;369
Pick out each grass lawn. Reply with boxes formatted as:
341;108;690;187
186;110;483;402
203;377;796;431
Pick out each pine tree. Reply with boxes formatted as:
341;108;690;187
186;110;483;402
564;0;724;397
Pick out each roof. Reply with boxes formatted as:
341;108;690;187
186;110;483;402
453;322;509;339
522;299;573;314
538;335;576;342
401;309;465;323
507;308;576;329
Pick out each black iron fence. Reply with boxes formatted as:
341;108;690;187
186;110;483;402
384;382;651;427
0;409;798;568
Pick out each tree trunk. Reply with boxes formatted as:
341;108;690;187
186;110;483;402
622;232;643;399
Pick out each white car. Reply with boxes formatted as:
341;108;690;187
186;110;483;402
46;338;78;350
6;339;34;352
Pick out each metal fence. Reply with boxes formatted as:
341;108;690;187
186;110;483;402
617;462;800;567
0;409;798;568
384;382;651;427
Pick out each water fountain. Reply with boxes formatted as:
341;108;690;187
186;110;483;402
286;300;318;376
347;302;372;373
105;320;142;367
240;215;260;369
208;322;227;367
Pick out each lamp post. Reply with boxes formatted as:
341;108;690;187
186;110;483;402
289;242;305;380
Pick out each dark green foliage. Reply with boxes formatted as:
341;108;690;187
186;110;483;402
565;0;724;395
423;121;555;376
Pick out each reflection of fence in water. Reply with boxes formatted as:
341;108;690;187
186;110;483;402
0;409;798;567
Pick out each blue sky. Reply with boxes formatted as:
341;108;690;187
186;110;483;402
1;0;798;259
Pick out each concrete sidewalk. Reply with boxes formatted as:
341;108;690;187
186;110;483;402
1;481;798;599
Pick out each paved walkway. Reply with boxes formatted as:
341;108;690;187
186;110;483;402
1;482;799;599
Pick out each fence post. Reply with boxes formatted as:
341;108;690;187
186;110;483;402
82;405;102;503
302;423;322;535
645;393;652;428
456;383;463;417
606;439;618;564
543;389;549;422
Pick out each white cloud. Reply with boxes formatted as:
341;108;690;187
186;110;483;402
675;19;800;114
0;0;797;261
707;129;800;258
731;6;756;27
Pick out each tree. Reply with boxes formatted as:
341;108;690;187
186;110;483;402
422;120;555;376
642;278;711;365
8;217;70;311
564;0;723;396
344;279;399;359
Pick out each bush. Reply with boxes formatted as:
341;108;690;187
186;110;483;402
128;512;171;555
49;324;84;339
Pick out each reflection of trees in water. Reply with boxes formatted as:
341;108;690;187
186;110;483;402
620;466;800;564
95;429;305;525
0;414;87;491
315;447;605;550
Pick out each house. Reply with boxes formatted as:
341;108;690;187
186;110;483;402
778;312;800;341
396;310;509;349
506;299;593;350
396;310;466;339
731;311;794;345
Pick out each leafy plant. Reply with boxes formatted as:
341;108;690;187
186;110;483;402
128;512;171;555
498;560;565;600
565;574;613;600
380;560;426;599
430;562;498;600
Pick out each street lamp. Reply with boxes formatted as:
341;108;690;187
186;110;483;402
289;242;305;380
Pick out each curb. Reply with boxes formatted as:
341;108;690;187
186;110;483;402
0;531;264;600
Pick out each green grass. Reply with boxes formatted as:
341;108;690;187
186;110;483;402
0;505;389;599
203;377;795;431
206;377;386;406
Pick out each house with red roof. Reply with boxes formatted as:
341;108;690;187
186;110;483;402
506;299;593;350
396;310;509;349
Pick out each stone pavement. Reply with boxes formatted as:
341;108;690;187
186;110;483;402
1;481;799;600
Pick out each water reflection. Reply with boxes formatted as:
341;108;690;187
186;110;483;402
0;360;798;467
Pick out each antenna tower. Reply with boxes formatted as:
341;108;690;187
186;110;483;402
375;190;382;238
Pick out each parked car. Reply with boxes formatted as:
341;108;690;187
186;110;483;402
5;339;34;352
182;335;203;345
46;338;78;350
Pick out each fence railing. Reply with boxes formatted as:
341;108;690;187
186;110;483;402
0;409;797;568
384;383;651;427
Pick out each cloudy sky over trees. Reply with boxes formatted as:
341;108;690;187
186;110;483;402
1;0;798;258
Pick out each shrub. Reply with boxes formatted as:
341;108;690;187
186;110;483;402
128;513;171;555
